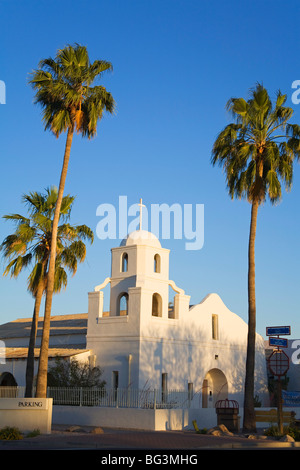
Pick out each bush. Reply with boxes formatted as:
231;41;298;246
198;428;208;434
264;424;300;441
26;429;41;438
285;425;300;441
264;424;281;437
47;357;106;388
0;426;23;440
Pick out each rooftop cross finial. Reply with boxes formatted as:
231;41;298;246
138;198;145;230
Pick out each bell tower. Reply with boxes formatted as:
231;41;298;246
86;199;190;389
109;227;170;320
87;199;190;335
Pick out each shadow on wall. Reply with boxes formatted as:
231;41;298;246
138;319;269;408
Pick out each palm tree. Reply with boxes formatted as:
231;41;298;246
1;187;93;397
211;83;299;432
29;44;115;397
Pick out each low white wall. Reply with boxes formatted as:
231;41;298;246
52;406;220;431
52;405;300;432
53;406;156;430
154;408;218;431
0;398;53;434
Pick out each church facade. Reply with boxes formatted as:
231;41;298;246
86;229;269;408
0;226;269;409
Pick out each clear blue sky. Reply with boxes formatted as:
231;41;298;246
0;0;299;340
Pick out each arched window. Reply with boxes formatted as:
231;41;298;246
118;292;128;316
154;254;161;273
121;252;128;272
152;293;162;317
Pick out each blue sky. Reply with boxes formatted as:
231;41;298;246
0;0;299;340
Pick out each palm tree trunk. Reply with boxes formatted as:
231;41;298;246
243;200;259;432
25;281;44;397
35;128;74;398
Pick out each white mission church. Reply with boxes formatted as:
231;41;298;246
0;222;269;409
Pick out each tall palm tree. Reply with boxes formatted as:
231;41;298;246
1;187;93;397
29;44;115;397
211;83;299;432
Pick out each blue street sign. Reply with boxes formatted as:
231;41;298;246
269;337;288;348
266;326;291;336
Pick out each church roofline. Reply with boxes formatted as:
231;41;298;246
4;347;89;359
0;313;88;340
111;244;170;253
120;229;162;248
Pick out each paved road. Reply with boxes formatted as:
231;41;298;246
0;425;299;451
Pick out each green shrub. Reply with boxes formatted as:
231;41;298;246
26;429;41;438
198;428;208;434
0;426;23;440
263;424;280;437
285;425;300;441
264;424;300;441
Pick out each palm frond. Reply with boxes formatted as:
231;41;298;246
27;262;46;295
53;265;68;292
266;169;282;204
29;43;115;138
3;253;32;278
2;213;31;225
75;224;94;242
212;83;299;205
1;187;92;297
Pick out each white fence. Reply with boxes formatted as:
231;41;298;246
48;387;193;408
0;386;195;409
0;386;25;398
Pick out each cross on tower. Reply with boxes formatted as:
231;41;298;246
138;198;145;230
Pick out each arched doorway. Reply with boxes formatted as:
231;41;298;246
202;368;228;408
0;372;17;386
0;372;18;397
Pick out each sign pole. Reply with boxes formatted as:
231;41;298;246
266;325;291;435
277;377;283;435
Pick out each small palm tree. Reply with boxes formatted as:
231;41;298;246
211;83;299;432
29;44;115;397
1;187;93;396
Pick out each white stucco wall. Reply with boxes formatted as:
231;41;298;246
87;290;269;407
86;230;269;408
137;293;268;405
